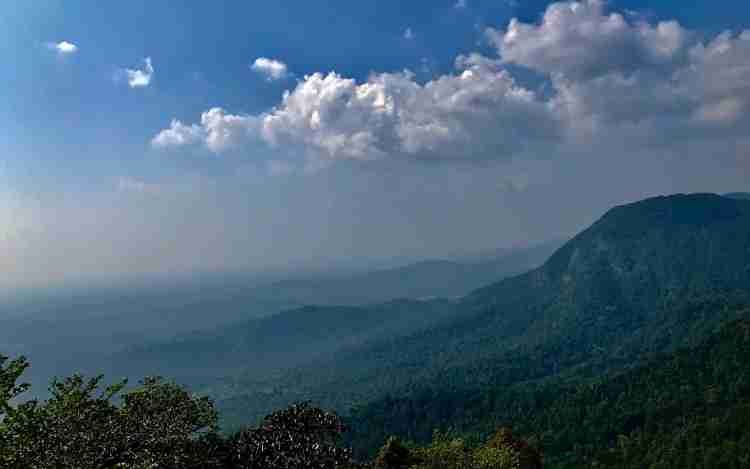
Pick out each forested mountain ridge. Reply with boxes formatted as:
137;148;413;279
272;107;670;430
114;299;459;382
215;193;750;436
262;239;561;305
348;311;750;468
724;192;750;201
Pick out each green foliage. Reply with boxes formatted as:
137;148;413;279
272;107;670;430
374;436;417;469
0;354;29;417
410;431;474;469
350;316;750;468
370;429;540;469
226;401;354;469
0;372;217;469
0;359;358;468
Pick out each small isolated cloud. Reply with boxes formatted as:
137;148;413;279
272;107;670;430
454;0;467;8
48;41;78;54
251;57;289;81
124;57;154;88
404;28;415;40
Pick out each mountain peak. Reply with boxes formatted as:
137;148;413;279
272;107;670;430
596;193;745;232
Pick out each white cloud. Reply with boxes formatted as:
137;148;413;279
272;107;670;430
251;57;289;81
124;57;154;88
454;0;467;9
151;119;204;148
488;0;690;81
489;0;750;144
153;0;750;169
152;108;261;153
48;41;78;54
404;28;415;40
156;63;559;164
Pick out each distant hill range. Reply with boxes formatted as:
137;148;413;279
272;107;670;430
110;239;562;383
261;239;562;305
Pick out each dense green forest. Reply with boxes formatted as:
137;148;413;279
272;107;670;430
1;354;540;468
347;313;750;468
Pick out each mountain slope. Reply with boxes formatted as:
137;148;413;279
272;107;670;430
348;311;750;467
724;192;750;201
215;193;750;429
258;239;562;305
113;299;458;382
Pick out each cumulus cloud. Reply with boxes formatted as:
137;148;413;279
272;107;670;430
153;0;750;168
124;57;154;88
488;0;690;81
48;41;78;54
488;0;750;143
404;28;415;40
156;62;559;163
251;57;289;81
152;108;261;153
454;0;467;9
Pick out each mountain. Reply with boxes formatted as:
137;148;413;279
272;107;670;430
256;239;562;305
105;241;562;386
724;192;750;201
112;299;459;383
213;193;750;435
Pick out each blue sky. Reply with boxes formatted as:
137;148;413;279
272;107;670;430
1;0;749;291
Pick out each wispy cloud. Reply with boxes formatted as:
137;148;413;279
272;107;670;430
251;57;289;81
123;57;154;88
117;177;162;195
404;28;415;40
454;0;467;9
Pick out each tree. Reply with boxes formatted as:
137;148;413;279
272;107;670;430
226;401;355;469
0;354;29;417
0;360;218;469
373;436;416;469
477;428;542;469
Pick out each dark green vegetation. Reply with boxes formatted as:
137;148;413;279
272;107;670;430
0;355;538;468
349;315;750;468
